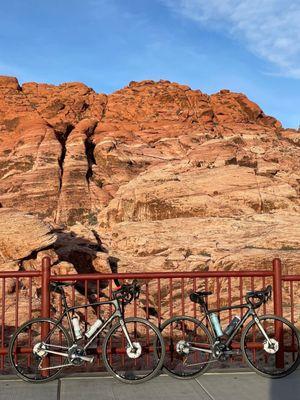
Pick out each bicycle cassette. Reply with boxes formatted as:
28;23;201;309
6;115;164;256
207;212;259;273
33;342;47;357
176;340;190;355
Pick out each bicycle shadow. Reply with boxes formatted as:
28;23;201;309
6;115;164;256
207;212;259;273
269;368;300;399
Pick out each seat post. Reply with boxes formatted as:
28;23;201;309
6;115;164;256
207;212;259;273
60;287;69;310
200;300;209;315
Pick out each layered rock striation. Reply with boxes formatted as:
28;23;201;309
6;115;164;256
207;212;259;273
0;76;299;276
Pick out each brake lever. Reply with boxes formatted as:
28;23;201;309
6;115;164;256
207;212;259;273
49;282;57;294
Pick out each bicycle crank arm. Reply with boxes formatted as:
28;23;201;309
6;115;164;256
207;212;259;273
69;354;95;363
80;355;94;363
224;350;241;356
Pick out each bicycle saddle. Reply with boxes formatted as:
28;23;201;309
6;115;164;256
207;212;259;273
50;281;76;288
190;291;212;304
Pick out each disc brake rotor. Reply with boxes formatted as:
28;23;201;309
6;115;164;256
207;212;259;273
126;342;142;359
263;338;279;354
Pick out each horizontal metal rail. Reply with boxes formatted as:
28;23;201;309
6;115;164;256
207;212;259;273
0;271;41;278
50;270;274;281
282;275;300;281
0;257;299;374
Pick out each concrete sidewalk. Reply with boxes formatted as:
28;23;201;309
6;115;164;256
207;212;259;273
1;370;300;400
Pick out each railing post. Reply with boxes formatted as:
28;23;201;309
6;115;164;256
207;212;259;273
41;256;51;319
41;256;51;376
273;258;284;369
273;258;283;318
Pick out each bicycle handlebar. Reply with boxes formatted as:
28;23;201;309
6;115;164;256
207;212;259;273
112;280;140;305
245;285;272;309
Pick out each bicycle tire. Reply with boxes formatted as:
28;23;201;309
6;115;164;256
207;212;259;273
160;315;214;379
9;317;72;383
241;314;300;378
102;317;166;384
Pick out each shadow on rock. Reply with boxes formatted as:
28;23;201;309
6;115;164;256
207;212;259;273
51;229;120;303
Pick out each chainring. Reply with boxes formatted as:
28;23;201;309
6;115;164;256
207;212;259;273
68;345;86;365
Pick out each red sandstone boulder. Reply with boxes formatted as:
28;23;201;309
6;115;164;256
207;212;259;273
0;208;57;262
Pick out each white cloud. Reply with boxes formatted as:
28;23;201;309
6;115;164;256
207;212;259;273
163;0;300;78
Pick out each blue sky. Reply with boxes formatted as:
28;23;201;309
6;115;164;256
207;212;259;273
0;0;299;128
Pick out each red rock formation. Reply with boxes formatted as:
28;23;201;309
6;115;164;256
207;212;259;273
0;76;299;275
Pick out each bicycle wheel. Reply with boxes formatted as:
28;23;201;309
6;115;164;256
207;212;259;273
102;317;165;383
160;316;214;379
9;317;72;383
241;315;300;378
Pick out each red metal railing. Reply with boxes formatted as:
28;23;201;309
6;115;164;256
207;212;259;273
281;274;300;328
0;257;299;373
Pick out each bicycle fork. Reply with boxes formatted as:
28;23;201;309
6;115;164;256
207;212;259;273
253;316;280;355
119;319;135;349
253;316;274;347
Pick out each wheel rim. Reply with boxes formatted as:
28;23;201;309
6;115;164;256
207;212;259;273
162;317;213;377
104;319;163;381
10;319;70;381
243;317;300;376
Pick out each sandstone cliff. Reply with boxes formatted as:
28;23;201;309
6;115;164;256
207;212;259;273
0;76;299;277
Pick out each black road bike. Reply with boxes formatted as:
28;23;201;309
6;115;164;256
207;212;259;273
160;285;300;379
9;280;165;384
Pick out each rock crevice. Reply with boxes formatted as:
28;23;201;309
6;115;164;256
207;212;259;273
84;123;98;186
55;124;74;192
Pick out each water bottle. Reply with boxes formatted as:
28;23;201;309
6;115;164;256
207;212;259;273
71;315;82;340
223;316;241;336
210;313;223;337
85;319;103;338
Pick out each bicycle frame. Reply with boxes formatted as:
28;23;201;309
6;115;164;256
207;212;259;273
191;301;273;354
41;288;135;361
206;303;254;346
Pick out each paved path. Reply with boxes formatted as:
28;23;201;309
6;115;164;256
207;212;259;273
1;370;300;400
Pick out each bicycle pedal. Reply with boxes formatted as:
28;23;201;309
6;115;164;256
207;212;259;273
225;350;241;356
